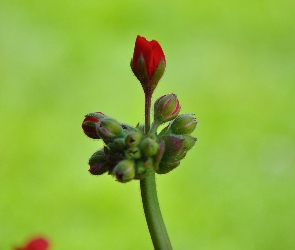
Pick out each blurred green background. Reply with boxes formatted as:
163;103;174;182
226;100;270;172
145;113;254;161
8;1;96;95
1;0;295;249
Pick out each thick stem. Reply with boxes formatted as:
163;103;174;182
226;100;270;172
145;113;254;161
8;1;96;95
140;90;173;250
140;173;172;250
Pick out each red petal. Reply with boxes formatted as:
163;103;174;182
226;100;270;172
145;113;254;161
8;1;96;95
150;40;165;77
133;35;153;76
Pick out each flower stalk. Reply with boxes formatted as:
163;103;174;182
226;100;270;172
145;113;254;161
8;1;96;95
140;94;173;250
81;35;197;250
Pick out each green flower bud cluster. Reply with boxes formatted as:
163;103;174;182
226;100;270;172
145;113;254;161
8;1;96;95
82;95;197;183
85;115;159;183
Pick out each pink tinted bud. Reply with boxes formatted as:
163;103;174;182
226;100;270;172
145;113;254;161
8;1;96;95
82;112;106;139
88;149;108;175
154;94;181;124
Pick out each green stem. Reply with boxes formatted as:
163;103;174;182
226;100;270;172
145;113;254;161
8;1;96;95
140;92;173;250
140;173;172;250
144;91;152;133
148;121;161;136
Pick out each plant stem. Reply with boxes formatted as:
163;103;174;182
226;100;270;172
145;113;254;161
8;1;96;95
140;173;172;250
148;121;161;136
140;92;173;250
144;91;152;133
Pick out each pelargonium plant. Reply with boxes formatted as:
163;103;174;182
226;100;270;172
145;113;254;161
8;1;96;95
82;35;197;250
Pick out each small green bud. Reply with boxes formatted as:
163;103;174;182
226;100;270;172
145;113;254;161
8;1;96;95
140;138;159;157
134;158;153;179
125;147;141;159
154;94;181;124
107;138;126;152
97;118;124;141
88;149;108;175
169;114;197;135
125;131;142;147
113;159;135;183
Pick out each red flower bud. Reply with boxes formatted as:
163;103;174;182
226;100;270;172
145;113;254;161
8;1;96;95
154;94;181;124
131;35;166;93
82;112;106;139
15;237;49;250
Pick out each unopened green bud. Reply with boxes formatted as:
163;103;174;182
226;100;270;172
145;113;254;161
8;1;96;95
125;147;141;159
140;138;159;157
97;118;124;141
169;114;197;135
134;158;153;179
88;149;108;175
125;131;142;147
107;138;126;152
154;94;181;124
113;159;135;183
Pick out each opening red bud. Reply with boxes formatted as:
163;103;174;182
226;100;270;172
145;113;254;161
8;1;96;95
82;112;106;139
131;35;166;94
